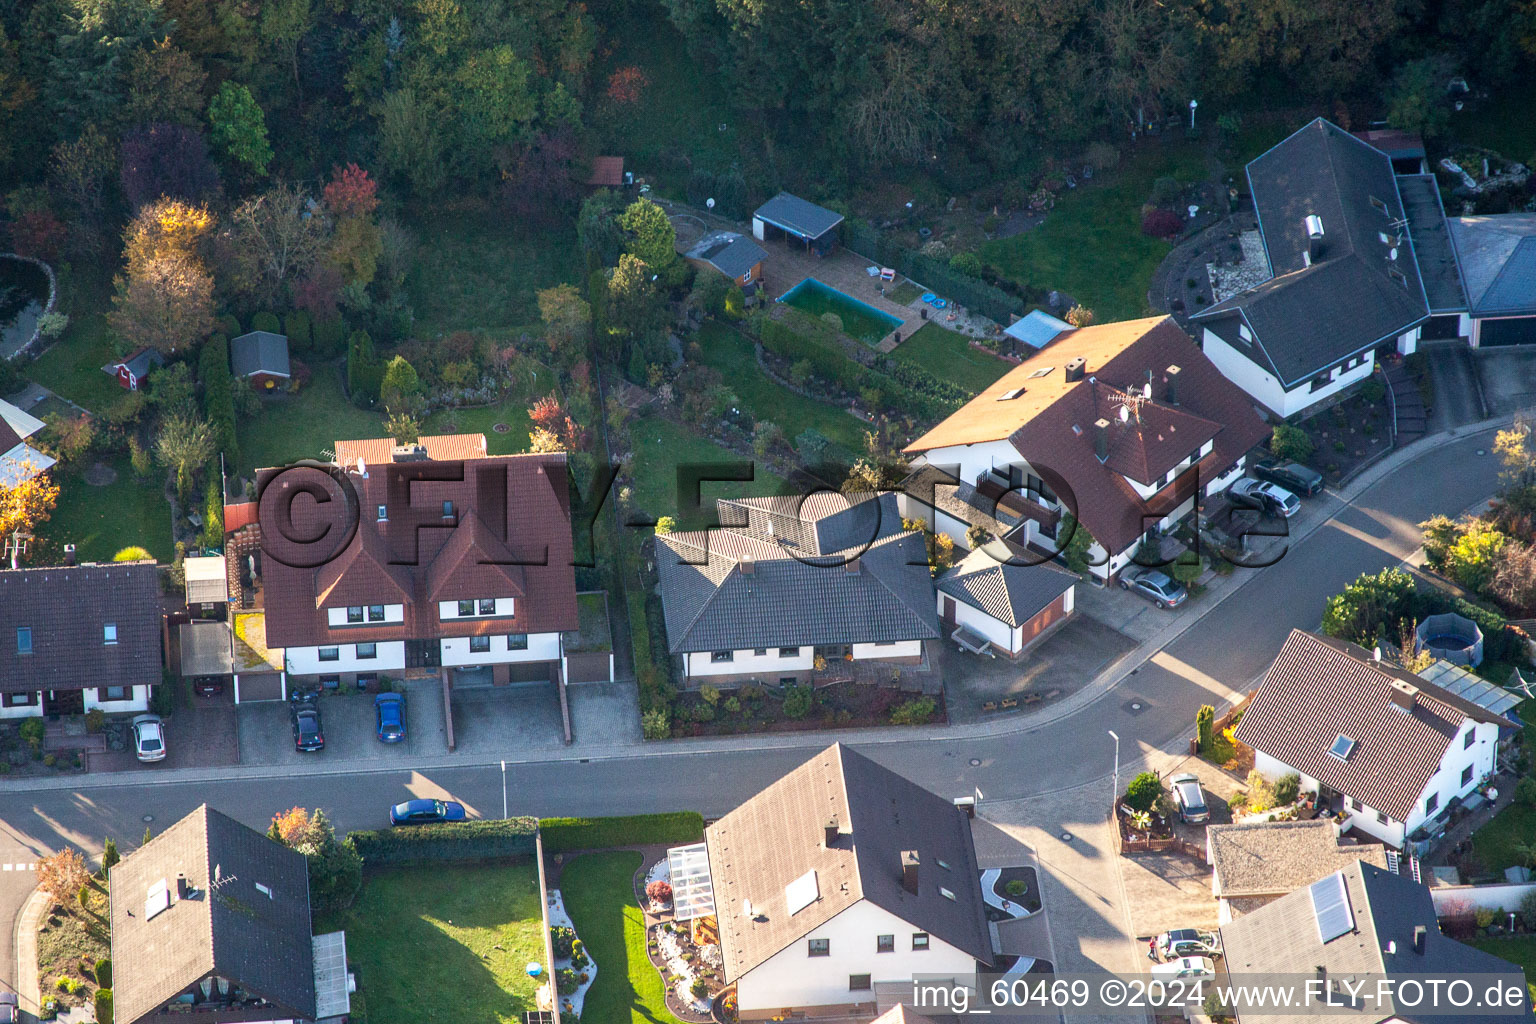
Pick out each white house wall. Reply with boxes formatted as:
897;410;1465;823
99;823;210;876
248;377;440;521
0;695;42;719
735;899;977;1017
438;598;517;621
286;641;406;675
685;648;815;680
851;640;923;660
439;631;561;667
1201;329;1376;418
82;685;150;713
946;597;1021;653
324;604;404;627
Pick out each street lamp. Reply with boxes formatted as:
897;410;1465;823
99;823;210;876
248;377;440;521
501;759;508;820
1107;730;1121;819
1189;99;1199;131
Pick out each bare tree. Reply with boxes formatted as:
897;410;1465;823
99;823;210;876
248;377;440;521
231;183;328;300
845;45;951;163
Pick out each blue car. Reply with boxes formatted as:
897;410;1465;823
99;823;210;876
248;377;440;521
389;799;467;827
375;692;406;743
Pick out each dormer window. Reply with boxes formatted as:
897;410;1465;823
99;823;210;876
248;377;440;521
368;605;385;622
347;606;364;624
103;623;118;645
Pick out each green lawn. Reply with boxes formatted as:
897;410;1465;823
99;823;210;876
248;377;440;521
695;320;867;451
27;311;128;413
626;414;787;528
237;364;385;474
981;142;1207;323
1473;704;1536;873
425;398;537;456
561;851;684;1024
322;862;546;1024
404;208;581;338
894;323;1011;395
38;456;173;563
1469;936;1536;979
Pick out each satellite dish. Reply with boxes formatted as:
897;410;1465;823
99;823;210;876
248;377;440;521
706;198;716;209
1119;406;1130;423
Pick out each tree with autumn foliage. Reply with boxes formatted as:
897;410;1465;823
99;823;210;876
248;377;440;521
110;200;218;356
322;164;380;218
266;807;360;912
528;394;589;453
0;469;60;556
606;66;648;104
38;848;90;907
536;283;591;359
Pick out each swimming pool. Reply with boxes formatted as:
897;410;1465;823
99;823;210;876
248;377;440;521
778;278;903;345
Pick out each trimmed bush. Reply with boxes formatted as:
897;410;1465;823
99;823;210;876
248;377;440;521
251;311;281;334
349;817;538;865
95;988;113;1024
95;957;112;988
215;314;242;337
1196;704;1215;750
1124;771;1162;811
539;812;704;853
284;311;313;354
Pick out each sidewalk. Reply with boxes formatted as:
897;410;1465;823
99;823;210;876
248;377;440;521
0;417;1515;796
14;887;44;1018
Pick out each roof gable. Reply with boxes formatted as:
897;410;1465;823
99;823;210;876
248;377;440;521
937;548;1074;626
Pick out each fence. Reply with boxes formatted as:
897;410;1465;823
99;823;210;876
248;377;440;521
1111;798;1208;862
1187;690;1255;756
841;221;1024;325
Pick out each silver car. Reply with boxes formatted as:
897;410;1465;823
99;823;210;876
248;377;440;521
1120;569;1188;609
1229;477;1301;518
1169;773;1209;823
132;714;166;763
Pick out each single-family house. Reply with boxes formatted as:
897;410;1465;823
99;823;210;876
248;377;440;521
110;804;351;1024
1220;861;1526;1024
1236;630;1511;849
230;330;292;386
1206;819;1389;923
685;231;768;293
103;346;164;391
705;743;993;1020
0;560;161;718
935;547;1076;658
1192;118;1430;418
258;433;579;692
753;193;843;255
654;493;939;686
0;397;56;487
901;315;1269;583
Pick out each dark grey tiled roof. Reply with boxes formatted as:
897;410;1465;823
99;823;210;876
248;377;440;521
1396;175;1467;313
656;493;939;652
231;331;292;377
706;744;992;980
936;547;1074;627
1221;861;1526;1024
0;562;162;694
1194;119;1429;385
110;805;318;1024
1448;214;1536;316
687;232;767;279
754;192;844;240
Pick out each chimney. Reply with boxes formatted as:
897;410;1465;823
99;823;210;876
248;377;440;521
1064;356;1086;383
1413;925;1427;955
824;819;840;847
1389;679;1418;714
738;557;755;576
1093;418;1111;462
63;544;77;566
1165;365;1181;405
844;557;861;575
1315;966;1327;987
900;851;920;895
176;873;188;899
1305;215;1325;262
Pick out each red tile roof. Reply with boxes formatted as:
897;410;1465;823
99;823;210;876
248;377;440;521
259;450;577;648
1235;630;1511;821
907;317;1268;555
333;433;488;467
587;156;625;187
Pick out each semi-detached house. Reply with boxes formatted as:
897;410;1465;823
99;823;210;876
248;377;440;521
258;435;578;691
1237;630;1510;849
901;316;1268;583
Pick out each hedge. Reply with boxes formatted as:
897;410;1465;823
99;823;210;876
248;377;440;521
755;313;955;421
539;812;704;853
349;817;538;865
843;220;1023;324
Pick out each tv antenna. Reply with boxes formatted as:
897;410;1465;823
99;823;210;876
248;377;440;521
5;528;32;569
1110;391;1147;424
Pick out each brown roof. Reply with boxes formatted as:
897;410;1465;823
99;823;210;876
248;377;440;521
259;450;578;648
0;416;22;454
110;805;316;1024
0;561;162;694
587;156;625;186
705;744;992;982
1234;631;1513;821
1208;820;1388;899
907;317;1267;555
333;433;488;467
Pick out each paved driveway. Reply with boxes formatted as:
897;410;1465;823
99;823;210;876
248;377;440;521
945;615;1137;723
91;704;239;774
237;683;447;766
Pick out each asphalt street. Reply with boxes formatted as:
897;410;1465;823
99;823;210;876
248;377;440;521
0;426;1506;997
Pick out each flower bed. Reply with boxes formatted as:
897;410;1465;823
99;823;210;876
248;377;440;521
637;856;723;1023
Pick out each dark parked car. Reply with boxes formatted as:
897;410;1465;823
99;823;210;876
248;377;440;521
290;691;324;752
1120;568;1188;609
2;987;19;1024
389;798;467;826
375;692;406;743
1253;458;1324;497
193;677;226;697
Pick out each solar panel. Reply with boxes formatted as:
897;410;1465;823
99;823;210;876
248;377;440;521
1309;873;1355;943
786;869;819;915
1328;735;1356;761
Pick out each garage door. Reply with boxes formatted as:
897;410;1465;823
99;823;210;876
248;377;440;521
1479;317;1536;347
235;672;284;702
1422;314;1462;341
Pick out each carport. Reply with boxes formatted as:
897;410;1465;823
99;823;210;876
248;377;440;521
752;192;843;255
179;621;234;691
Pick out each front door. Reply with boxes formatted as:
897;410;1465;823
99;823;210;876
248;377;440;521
44;689;85;717
941;596;957;627
405;639;441;669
